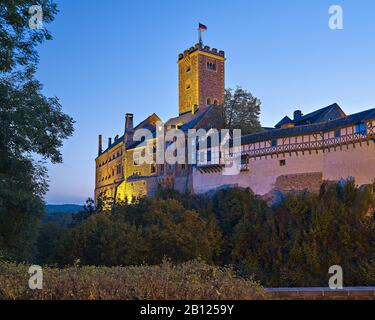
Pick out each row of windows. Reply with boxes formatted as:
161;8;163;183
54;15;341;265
131;164;157;177
97;164;123;183
269;123;367;148
98;149;123;167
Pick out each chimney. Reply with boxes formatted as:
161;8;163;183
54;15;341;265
125;113;134;130
108;137;112;148
98;134;103;156
124;113;135;145
294;110;303;121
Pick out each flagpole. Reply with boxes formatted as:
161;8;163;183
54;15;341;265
198;29;202;45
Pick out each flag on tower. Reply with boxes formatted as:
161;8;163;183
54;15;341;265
198;23;207;31
198;23;207;44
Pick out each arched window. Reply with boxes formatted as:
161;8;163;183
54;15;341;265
207;98;211;105
214;99;218;105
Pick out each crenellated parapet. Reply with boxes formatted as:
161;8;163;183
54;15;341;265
178;43;225;61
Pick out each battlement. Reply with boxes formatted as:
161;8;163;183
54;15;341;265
178;43;225;61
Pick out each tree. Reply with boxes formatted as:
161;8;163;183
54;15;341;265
231;181;375;287
35;222;68;265
59;214;147;266
0;1;57;74
71;198;96;226
0;1;74;261
112;196;222;265
205;87;263;135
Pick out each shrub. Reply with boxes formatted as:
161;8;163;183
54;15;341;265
0;260;267;300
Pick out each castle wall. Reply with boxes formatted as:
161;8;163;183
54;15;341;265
323;142;375;185
178;55;200;115
247;151;323;195
198;54;225;107
95;141;124;203
178;45;225;115
193;141;375;196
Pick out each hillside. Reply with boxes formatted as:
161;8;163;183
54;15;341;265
44;204;84;226
46;204;83;214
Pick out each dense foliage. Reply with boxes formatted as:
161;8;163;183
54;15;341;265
0;259;267;300
37;181;375;287
0;1;74;261
205;87;263;135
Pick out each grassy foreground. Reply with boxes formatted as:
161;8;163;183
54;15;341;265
0;260;267;300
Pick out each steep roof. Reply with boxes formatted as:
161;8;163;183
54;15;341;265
179;106;214;131
275;116;293;128
275;103;346;128
100;113;161;154
295;103;346;125
126;107;215;150
242;107;375;145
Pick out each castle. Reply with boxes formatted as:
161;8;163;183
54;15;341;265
95;38;375;205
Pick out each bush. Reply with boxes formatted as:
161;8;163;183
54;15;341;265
231;181;375;287
0;260;267;300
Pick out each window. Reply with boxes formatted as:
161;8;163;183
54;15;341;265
207;61;216;71
335;129;341;138
271;139;278;147
207;98;211;105
185;80;191;90
279;160;286;167
151;164;156;174
355;123;367;135
186;64;191;73
207;150;212;162
214;99;218;105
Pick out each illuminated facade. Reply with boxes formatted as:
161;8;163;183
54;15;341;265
178;43;225;115
95;39;375;205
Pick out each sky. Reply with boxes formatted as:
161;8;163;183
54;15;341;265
37;0;375;204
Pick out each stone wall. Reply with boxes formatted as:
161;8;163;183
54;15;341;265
192;141;375;197
198;54;225;108
267;287;375;300
274;172;323;194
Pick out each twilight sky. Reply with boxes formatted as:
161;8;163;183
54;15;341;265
37;0;375;204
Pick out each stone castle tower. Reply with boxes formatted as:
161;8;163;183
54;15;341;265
178;43;225;115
